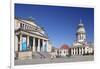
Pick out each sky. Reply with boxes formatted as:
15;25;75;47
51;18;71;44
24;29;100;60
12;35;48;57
15;4;94;48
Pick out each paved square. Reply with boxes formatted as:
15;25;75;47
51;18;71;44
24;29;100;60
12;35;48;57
15;55;94;65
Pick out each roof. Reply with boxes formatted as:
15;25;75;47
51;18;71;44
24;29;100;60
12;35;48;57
77;27;86;34
60;44;69;49
77;20;86;34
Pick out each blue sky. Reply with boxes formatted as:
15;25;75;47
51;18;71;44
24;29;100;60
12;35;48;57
15;4;94;48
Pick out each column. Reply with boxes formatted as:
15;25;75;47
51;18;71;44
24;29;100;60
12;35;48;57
81;47;84;55
78;34;80;40
76;48;78;55
85;47;88;54
42;40;45;52
46;40;48;52
71;48;73;56
19;34;22;51
79;47;81;55
32;37;36;52
37;38;40;52
74;48;76;55
78;47;79;55
27;35;29;50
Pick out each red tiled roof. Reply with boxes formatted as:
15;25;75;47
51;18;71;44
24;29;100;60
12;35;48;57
60;44;69;49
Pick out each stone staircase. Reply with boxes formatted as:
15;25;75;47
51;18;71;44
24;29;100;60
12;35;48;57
32;52;51;59
40;52;51;58
32;52;41;59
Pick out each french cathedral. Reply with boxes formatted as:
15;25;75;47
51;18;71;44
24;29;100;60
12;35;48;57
70;19;94;56
51;19;94;58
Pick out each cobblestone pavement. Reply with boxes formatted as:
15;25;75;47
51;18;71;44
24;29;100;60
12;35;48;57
15;55;94;65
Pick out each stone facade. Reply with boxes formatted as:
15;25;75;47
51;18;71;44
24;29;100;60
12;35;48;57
71;19;94;56
14;17;52;59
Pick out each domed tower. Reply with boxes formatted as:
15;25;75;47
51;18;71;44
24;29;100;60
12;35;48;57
76;19;86;43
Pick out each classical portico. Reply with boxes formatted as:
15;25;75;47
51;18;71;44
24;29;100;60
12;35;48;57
71;46;85;56
14;17;52;59
16;33;48;52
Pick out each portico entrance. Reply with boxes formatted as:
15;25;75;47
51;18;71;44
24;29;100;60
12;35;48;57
17;34;48;52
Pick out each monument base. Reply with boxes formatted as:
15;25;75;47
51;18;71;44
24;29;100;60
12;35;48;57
18;51;32;60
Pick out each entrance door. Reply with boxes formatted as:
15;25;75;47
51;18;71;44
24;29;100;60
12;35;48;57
29;37;33;50
22;37;27;51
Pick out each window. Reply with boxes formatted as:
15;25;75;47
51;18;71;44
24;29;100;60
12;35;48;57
20;23;22;28
27;25;29;29
64;51;66;54
60;51;61;54
25;25;27;30
26;25;28;30
22;24;24;29
30;26;32;30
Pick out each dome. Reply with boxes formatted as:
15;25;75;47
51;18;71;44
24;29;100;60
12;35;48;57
77;21;86;34
60;44;69;49
77;19;86;34
77;27;86;34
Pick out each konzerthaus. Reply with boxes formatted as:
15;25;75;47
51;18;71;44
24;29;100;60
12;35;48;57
14;17;52;60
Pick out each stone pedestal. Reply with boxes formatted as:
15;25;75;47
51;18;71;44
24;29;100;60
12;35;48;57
18;51;32;60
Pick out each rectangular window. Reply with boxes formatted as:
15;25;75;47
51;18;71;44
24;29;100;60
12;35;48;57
22;24;24;29
20;23;22;28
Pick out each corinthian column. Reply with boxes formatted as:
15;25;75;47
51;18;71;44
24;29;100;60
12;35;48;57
19;34;22;51
27;35;29;50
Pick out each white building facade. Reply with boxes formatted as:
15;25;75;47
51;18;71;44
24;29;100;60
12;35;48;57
58;49;69;56
50;45;69;58
71;20;94;56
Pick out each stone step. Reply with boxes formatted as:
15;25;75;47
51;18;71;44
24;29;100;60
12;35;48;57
32;52;41;59
39;52;51;58
32;52;51;59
